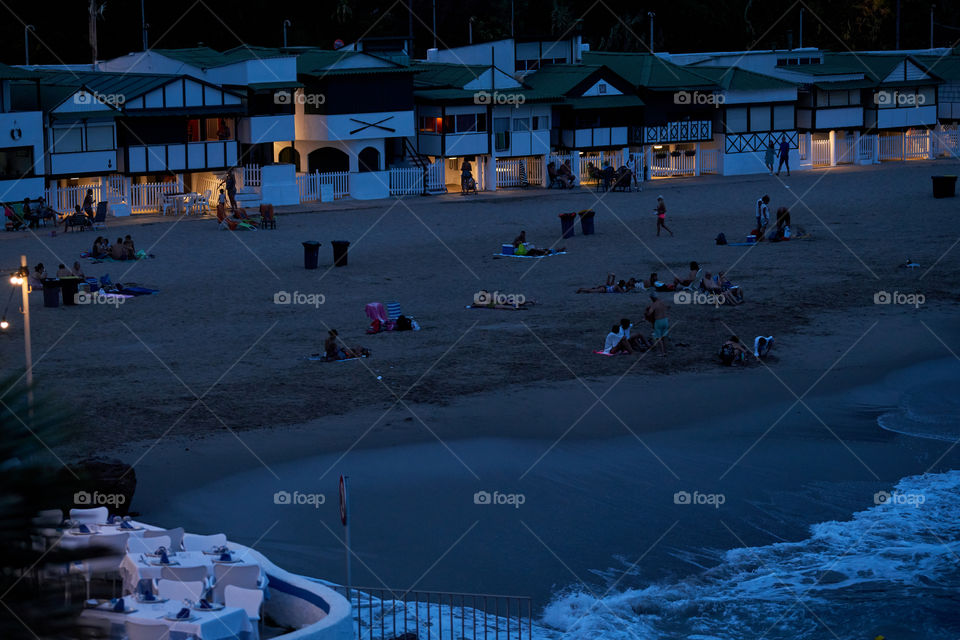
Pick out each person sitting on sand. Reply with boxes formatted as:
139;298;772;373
513;230;527;248
65;204;92;232
619;318;651;351
56;263;71;278
72;262;86;280
700;271;722;294
603;324;632;355
323;329;370;360
719;335;751;366
642;272;676;292
516;238;563;256
754;336;775;359
673;261;700;287
91;237;105;258
31;263;46;287
716;271;744;304
123;235;136;259
110;238;125;260
578;273;634;293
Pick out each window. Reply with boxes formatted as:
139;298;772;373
919;86;935;106
598;83;607;94
455;113;487;133
513;117;530;132
419;115;442;133
829;91;848;106
0;146;34;180
725;107;748;133
187;118;235;142
816;90;829;107
773;105;794;130
749;106;771;132
53;126;82;153
85;124;115;151
533;115;550;130
494;117;510;151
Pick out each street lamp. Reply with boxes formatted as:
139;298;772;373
4;259;33;417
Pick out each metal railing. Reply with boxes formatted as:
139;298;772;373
335;586;533;640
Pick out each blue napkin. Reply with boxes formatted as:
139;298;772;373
176;607;190;619
119;520;134;530
219;551;232;562
77;523;91;534
158;548;169;564
198;599;212;609
138;583;155;601
112;598;125;612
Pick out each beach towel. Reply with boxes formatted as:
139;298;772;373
386;302;402;321
592;350;627;356
493;251;566;259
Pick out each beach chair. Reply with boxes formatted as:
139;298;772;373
92;201;107;230
259;204;276;230
678;269;703;293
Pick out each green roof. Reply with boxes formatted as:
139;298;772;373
567;94;644;109
296;49;407;76
915;54;960;82
582;52;718;90
412;63;488;88
783;53;941;86
152;46;292;69
521;64;605;98
687;66;796;91
32;70;176;100
246;81;303;90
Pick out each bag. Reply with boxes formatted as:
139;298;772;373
719;344;736;366
715;232;727;245
395;315;413;331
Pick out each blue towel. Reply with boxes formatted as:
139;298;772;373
176;607;190;619
119;520;134;530
386;302;402;320
77;523;91;533
198;599;213;609
219;551;232;562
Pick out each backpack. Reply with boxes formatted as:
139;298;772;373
715;232;727;246
395;315;413;331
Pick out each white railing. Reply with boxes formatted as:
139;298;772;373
700;149;720;174
389;167;422;196
129;181;182;214
879;134;903;161
105;175;127;203
811;139;831;166
495;159;528;188
297;171;349;202
934;126;959;158
194;174;223;205
526;158;544;186
241;163;261;188
836;136;856;164
904;131;929;160
45;184;102;214
648;151;696;177
858;134;876;162
425;161;446;194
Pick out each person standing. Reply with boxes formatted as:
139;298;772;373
82;190;95;218
655;196;673;237
764;139;775;175
644;293;670;357
756;195;770;239
776;135;790;176
225;168;238;210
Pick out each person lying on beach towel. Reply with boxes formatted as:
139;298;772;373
719;335;751;366
323;329;370;360
578;273;636;293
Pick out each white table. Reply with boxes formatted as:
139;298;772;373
80;595;252;640
55;524;148;550
120;551;266;596
162;193;200;216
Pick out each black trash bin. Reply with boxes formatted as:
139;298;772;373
558;213;576;239
302;241;321;269
41;278;61;308
60;277;80;306
332;240;350;267
578;209;596;235
932;175;957;198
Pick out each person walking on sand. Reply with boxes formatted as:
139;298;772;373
655;196;673;237
644;293;670;357
764;139;775;175
776;135;790;177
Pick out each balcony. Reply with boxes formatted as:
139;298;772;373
238;115;296;144
127;140;238;173
50;150;118;176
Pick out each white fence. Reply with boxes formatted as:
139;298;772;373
45;184;102;213
388;167;422;196
240;164;261;188
579;150;624;184
858;134;876;162
879;134;903;161
526;158;544;186
811;139;831;166
904;131;929;160
649;151;696;177
798;135;808;161
130;181;183;214
495;159;528;188
835;136;856;164
700;149;720;174
934;126;959;158
297;171;349;202
425;161;446;194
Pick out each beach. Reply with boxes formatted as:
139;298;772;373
2;160;960;639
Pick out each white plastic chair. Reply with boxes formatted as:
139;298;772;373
160;564;207;584
212;563;261;602
75;532;128;598
69;507;108;525
182;533;227;552
224;585;263;639
144;527;184;551
157;578;205;602
128;535;170;556
124;619;171;640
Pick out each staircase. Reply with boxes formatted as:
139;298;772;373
402;138;445;195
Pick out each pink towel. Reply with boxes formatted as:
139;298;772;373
365;302;387;323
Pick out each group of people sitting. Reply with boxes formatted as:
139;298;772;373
601;293;671;357
29;261;86;286
587;163;634;192
4;197;57;230
91;235;138;260
719;335;774;365
547;160;577;188
323;329;370;361
576;263;742;304
512;230;564;256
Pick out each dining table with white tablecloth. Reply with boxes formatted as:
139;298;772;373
119;550;268;597
80;595;253;640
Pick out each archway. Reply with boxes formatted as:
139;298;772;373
358;146;381;172
278;146;301;170
307;147;349;173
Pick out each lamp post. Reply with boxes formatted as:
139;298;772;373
799;8;804;48
648;12;656;53
24;25;35;65
4;257;33;419
141;0;149;50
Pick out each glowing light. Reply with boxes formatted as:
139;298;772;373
0;317;8;330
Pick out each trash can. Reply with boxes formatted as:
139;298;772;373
332;240;350;267
60;277;80;306
558;213;576;239
41;278;61;308
302;241;321;269
932;175;957;198
578;210;596;235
